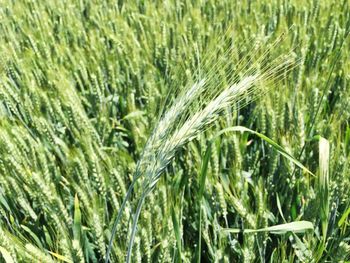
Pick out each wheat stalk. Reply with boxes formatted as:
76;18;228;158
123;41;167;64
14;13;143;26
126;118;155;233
106;30;299;262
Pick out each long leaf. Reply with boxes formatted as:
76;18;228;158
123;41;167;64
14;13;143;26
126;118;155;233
196;143;212;263
73;194;82;241
171;205;182;262
48;251;73;263
221;221;313;235
338;207;350;227
20;225;43;249
214;126;314;176
318;137;330;242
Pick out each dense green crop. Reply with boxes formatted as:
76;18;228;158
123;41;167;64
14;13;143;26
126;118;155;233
0;0;349;262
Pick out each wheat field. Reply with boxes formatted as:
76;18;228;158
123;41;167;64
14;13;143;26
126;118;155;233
0;0;349;262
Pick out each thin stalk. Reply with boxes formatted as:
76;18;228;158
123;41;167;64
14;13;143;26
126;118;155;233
105;178;137;263
126;191;147;263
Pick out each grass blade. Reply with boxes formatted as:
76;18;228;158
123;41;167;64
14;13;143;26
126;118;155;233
48;251;73;263
221;221;313;235
196;142;212;263
214;126;314;176
338;206;350;227
73;194;82;241
171;205;182;262
318;137;330;242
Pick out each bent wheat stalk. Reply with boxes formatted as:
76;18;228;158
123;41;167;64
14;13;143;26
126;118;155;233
106;30;299;263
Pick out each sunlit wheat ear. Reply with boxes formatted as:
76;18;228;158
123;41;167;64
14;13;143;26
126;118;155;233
125;77;291;263
105;79;207;262
106;29;299;262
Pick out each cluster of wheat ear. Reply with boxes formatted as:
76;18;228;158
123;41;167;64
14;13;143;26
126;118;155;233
0;0;349;262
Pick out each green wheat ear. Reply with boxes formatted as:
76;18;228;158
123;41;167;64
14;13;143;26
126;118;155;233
106;28;300;263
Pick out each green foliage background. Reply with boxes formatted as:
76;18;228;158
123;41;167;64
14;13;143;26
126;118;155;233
0;0;349;262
